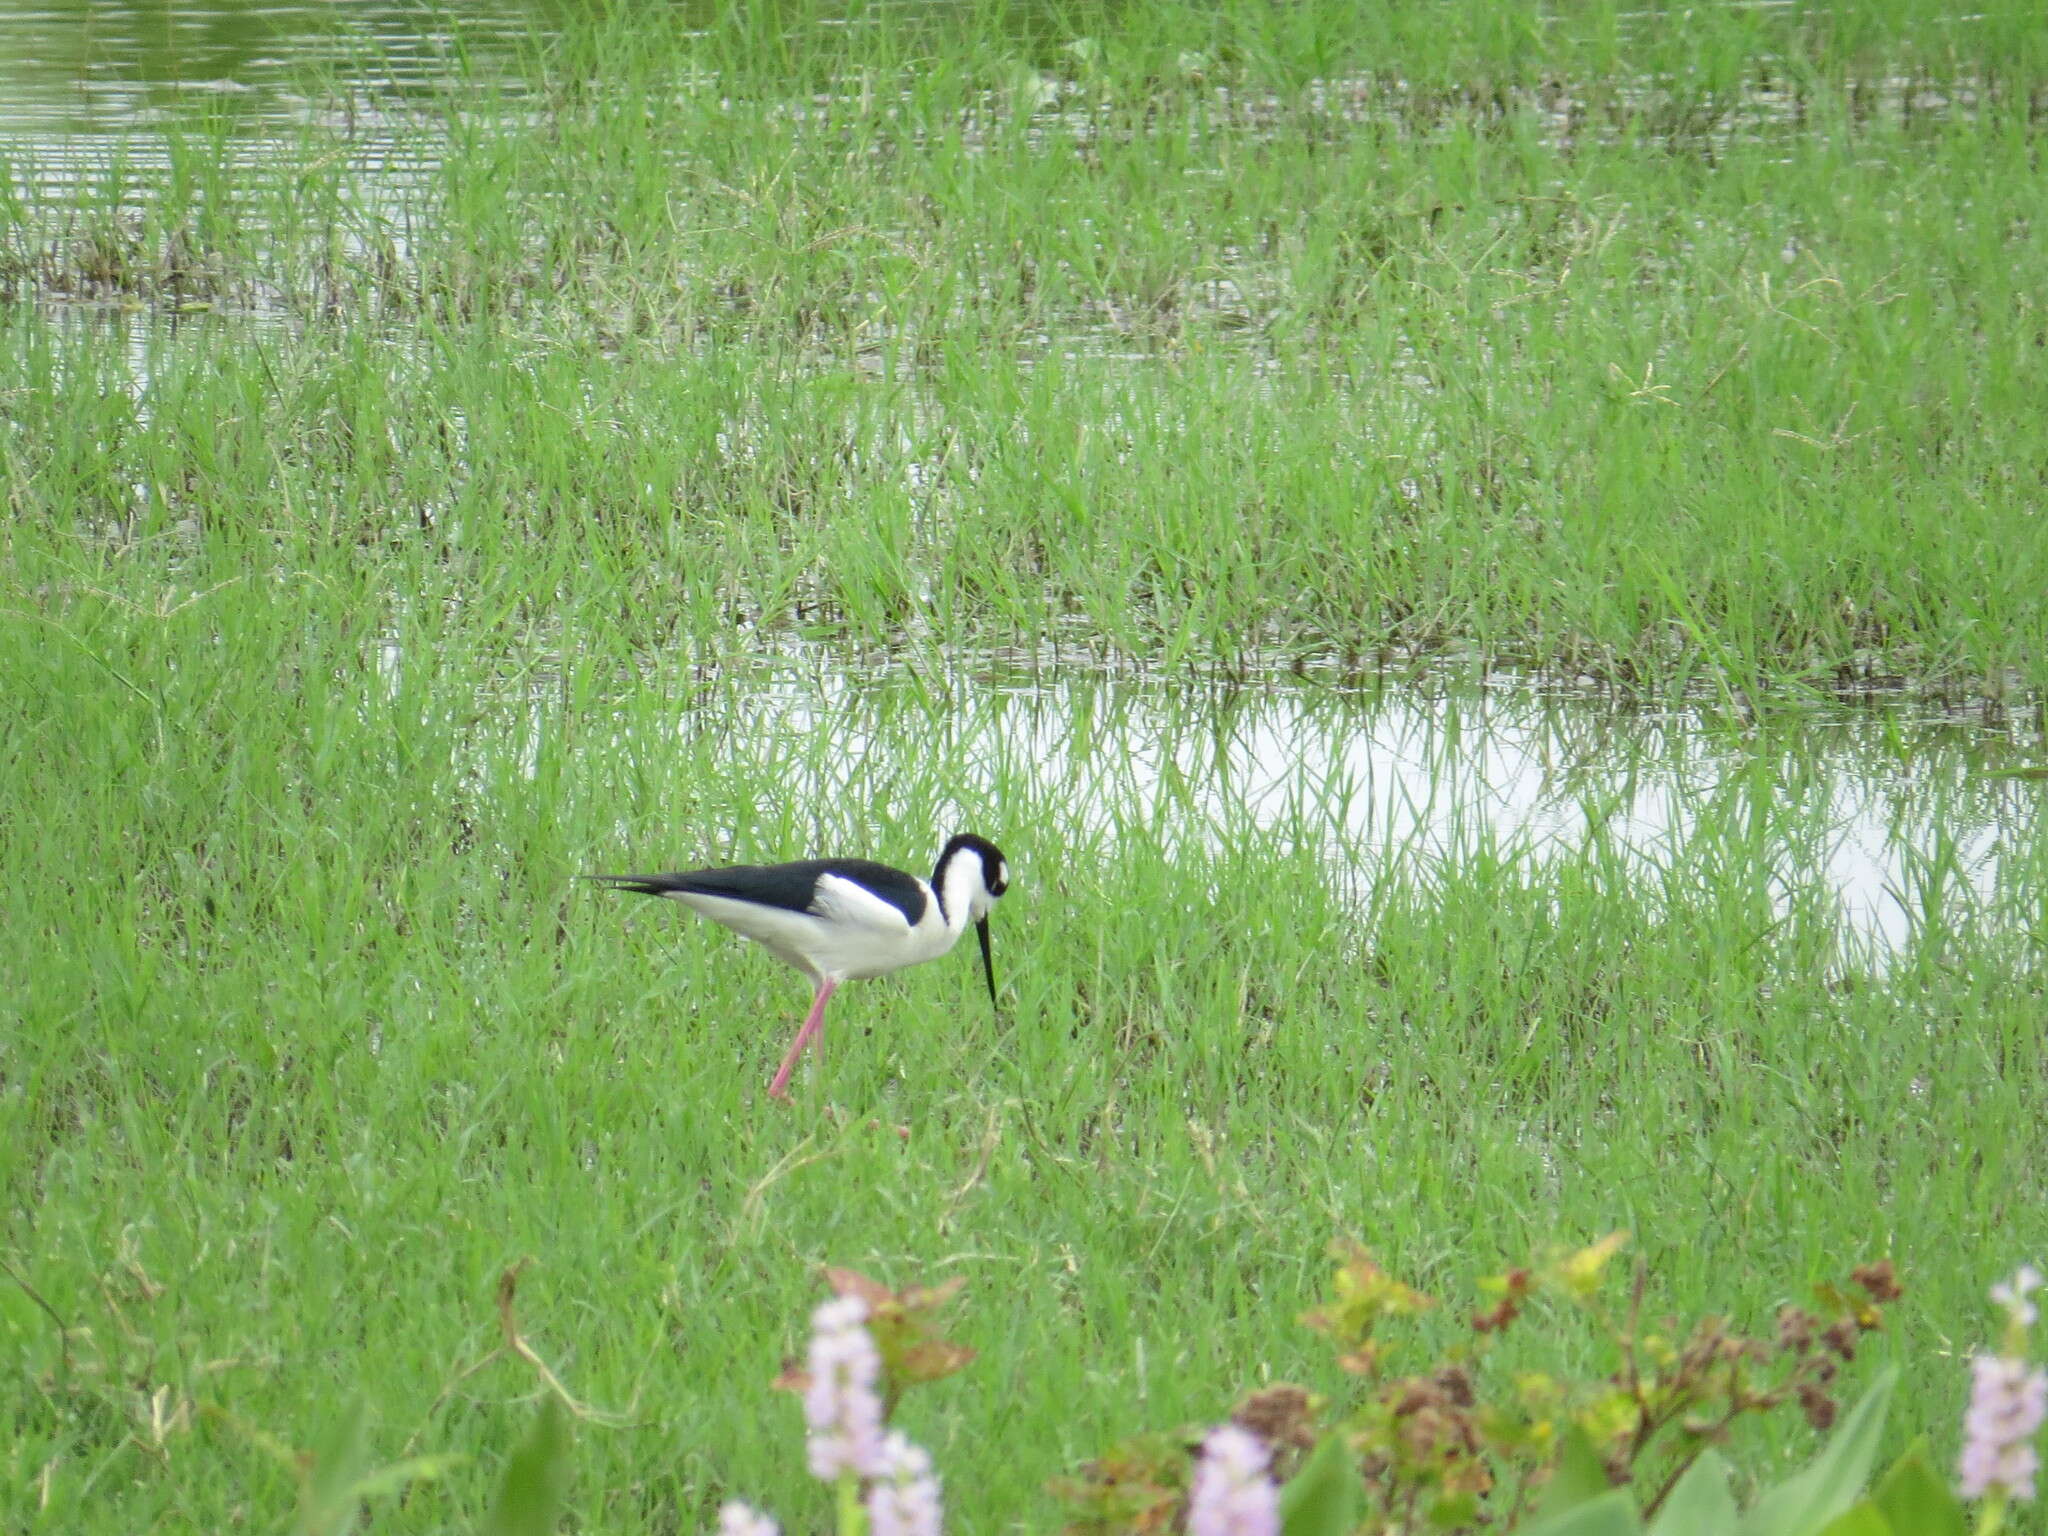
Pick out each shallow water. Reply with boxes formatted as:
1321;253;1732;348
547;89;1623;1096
576;654;2041;961
0;1;502;230
2;0;1992;204
0;1;533;134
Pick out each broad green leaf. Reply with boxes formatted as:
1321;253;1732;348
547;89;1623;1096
1535;1424;1616;1521
1737;1368;1896;1536
1519;1488;1647;1536
1649;1451;1738;1536
1280;1432;1360;1536
299;1399;372;1536
1868;1440;1968;1536
483;1398;572;1536
1812;1501;1891;1536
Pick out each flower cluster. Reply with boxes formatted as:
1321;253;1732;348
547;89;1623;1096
1992;1266;2044;1331
1960;1356;2047;1500
726;1291;944;1534
1186;1424;1281;1536
1960;1265;2048;1505
868;1430;943;1536
804;1296;886;1480
716;1501;779;1536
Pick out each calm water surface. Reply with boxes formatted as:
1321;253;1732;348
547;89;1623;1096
0;1;539;133
562;656;2038;960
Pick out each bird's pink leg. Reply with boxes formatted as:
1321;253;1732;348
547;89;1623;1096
767;977;838;1101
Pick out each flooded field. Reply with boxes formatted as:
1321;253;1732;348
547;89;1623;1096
625;656;2038;958
4;2;2046;1531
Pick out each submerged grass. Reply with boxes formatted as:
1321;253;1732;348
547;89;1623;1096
4;0;2047;693
4;1;2048;1529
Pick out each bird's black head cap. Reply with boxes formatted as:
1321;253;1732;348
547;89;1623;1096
938;832;1008;897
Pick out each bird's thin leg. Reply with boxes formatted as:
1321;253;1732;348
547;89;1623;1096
767;977;838;1101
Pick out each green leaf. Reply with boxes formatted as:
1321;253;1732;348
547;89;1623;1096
298;1399;371;1536
1536;1424;1617;1521
1868;1440;1968;1536
483;1399;572;1536
1650;1451;1738;1536
1811;1502;1892;1536
1519;1488;1648;1536
1280;1432;1360;1536
1737;1368;1897;1536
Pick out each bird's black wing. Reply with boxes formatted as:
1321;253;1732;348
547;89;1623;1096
588;858;928;926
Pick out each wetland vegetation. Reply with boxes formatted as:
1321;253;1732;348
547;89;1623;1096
3;0;2046;1529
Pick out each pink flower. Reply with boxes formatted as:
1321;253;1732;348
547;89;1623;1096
867;1430;943;1536
716;1500;779;1536
1187;1425;1280;1536
1960;1354;2048;1501
803;1296;886;1480
1993;1267;2046;1329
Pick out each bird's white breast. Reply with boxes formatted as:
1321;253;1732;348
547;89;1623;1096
670;874;961;983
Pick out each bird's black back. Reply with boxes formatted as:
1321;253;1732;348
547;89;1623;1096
591;859;929;925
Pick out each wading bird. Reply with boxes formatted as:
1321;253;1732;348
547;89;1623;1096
590;834;1010;1100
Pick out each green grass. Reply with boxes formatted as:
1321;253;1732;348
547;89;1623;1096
4;1;2048;1529
4;624;2045;1525
5;1;2048;693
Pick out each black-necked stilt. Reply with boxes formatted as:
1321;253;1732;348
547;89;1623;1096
590;834;1010;1100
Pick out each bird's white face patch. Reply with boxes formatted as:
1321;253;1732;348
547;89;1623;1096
994;860;1008;890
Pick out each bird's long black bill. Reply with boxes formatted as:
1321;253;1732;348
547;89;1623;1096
976;916;997;1006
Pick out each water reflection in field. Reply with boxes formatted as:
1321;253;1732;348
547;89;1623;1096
647;659;2039;962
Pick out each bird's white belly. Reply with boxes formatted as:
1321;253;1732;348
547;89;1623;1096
671;891;957;983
